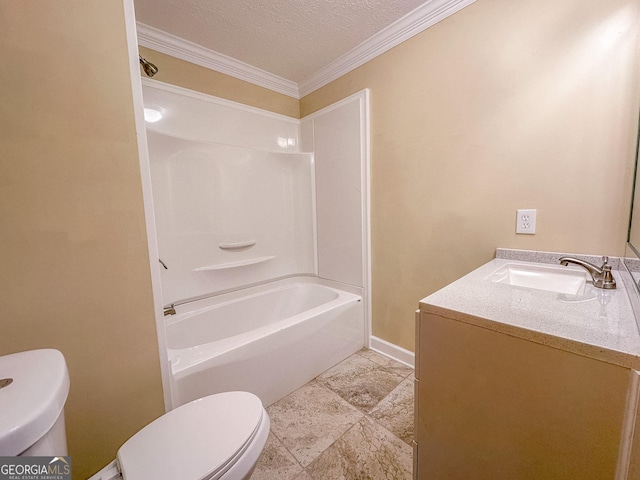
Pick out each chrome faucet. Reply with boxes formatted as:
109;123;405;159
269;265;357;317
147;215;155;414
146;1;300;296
558;256;616;289
163;304;176;316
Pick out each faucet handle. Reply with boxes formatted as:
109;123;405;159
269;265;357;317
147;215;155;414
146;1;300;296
599;256;616;289
601;267;616;288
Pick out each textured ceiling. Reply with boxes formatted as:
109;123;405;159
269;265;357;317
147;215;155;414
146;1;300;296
134;0;427;83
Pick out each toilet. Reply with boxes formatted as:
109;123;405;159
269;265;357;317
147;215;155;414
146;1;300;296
92;391;270;480
0;349;270;480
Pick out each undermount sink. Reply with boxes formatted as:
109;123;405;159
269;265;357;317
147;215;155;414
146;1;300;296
487;262;588;295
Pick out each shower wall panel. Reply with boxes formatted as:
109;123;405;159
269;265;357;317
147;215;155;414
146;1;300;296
149;131;315;304
302;92;369;289
142;80;299;151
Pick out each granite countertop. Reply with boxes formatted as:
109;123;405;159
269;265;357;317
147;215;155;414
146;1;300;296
419;249;640;369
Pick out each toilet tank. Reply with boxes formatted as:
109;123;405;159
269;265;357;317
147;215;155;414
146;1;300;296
0;349;70;456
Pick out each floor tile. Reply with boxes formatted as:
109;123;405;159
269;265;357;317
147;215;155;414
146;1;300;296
357;348;414;378
255;350;415;478
305;416;413;480
252;432;303;480
369;377;415;445
317;353;405;412
267;381;363;467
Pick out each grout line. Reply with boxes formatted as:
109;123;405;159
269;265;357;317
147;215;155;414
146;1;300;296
357;347;415;374
364;410;413;448
266;429;306;473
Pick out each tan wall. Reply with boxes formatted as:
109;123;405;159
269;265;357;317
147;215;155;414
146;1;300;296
301;0;640;351
139;46;300;118
0;2;164;478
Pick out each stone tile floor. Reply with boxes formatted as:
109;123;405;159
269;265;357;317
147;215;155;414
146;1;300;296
251;348;415;479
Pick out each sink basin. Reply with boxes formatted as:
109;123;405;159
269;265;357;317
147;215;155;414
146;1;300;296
487;263;588;295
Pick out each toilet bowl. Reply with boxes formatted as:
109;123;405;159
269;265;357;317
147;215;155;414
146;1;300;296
91;390;270;480
0;349;269;480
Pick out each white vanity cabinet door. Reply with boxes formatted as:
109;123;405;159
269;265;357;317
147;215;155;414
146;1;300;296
415;311;630;480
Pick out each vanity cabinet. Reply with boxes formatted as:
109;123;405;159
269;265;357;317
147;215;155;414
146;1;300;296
415;311;636;480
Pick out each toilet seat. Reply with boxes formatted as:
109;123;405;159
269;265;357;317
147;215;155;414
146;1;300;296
116;391;267;480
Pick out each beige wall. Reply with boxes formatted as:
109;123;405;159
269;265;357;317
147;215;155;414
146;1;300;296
0;2;164;479
301;0;640;351
139;46;300;118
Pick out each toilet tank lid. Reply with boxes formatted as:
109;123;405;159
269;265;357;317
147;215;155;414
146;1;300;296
117;391;265;480
0;349;70;455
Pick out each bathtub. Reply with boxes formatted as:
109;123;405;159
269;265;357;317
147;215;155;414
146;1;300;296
166;277;364;407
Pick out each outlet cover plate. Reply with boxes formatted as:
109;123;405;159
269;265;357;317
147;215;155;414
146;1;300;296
516;209;536;234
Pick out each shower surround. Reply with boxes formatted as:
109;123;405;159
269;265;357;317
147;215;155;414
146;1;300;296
142;79;370;408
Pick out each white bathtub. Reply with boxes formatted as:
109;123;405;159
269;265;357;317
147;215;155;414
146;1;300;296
166;277;364;407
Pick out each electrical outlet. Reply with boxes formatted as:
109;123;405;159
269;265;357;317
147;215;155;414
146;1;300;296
516;209;536;234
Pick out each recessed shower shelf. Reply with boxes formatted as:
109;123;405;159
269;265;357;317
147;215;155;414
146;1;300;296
194;256;276;271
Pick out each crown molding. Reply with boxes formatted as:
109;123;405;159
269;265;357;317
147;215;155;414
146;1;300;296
136;23;300;98
298;0;476;97
136;0;475;99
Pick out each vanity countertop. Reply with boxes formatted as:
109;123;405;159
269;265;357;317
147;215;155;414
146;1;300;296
420;252;640;370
